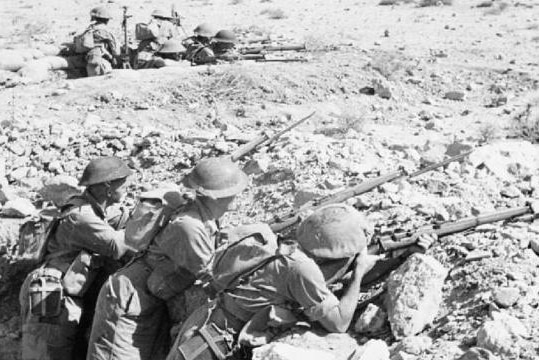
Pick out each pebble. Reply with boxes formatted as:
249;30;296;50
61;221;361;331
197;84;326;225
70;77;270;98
445;91;465;101
492;287;520;308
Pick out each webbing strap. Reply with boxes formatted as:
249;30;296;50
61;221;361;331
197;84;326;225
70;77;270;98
197;326;227;360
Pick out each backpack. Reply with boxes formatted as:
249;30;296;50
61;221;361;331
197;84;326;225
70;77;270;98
73;27;96;54
124;186;189;251
135;22;159;41
210;223;281;292
18;207;61;264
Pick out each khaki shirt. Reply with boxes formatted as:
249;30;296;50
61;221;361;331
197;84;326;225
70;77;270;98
146;199;219;280
45;191;128;273
138;19;178;53
91;23;119;56
221;250;340;324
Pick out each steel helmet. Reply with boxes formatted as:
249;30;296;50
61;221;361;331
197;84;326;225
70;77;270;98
151;9;171;19
79;157;133;186
213;30;237;44
193;23;216;38
182;157;248;199
157;39;186;54
296;204;370;283
90;6;113;20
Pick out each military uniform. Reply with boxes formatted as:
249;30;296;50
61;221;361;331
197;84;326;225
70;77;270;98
86;200;220;360
166;248;339;360
85;23;119;77
20;191;130;360
135;20;178;69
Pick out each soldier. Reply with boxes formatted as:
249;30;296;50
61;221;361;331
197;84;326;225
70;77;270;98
19;157;135;360
136;39;186;69
82;7;119;76
165;204;435;360
86;157;249;360
183;23;216;65
211;29;240;62
135;9;179;69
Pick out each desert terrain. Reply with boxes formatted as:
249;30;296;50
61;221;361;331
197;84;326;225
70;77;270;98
1;0;539;359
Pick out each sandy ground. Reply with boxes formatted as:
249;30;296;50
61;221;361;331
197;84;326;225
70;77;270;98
1;0;539;359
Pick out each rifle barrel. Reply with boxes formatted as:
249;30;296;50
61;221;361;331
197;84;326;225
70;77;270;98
230;112;316;162
241;44;306;55
408;150;472;179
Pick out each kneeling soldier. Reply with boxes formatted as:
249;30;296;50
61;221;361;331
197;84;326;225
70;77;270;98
20;157;134;360
86;158;249;360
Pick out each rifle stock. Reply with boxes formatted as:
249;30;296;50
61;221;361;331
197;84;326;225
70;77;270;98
373;206;532;253
230;112;316;162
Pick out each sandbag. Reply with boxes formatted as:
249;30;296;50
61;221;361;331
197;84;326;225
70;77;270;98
16;56;70;83
0;49;26;71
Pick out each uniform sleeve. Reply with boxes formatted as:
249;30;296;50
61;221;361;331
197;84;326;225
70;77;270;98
159;217;214;279
63;209;128;260
287;258;340;322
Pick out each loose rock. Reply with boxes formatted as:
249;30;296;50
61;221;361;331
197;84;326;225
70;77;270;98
476;311;528;356
457;347;500;360
354;339;390;360
386;254;448;339
252;343;336;360
1;197;37;218
492;287;520;308
354;303;387;334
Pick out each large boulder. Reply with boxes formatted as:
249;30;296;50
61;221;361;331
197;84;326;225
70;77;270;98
386;254;448;339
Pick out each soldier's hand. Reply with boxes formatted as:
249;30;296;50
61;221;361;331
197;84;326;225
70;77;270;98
416;232;437;250
354;249;383;276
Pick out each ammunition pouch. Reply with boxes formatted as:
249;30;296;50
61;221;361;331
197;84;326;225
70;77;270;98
147;262;196;301
62;250;102;297
28;268;63;318
173;323;233;360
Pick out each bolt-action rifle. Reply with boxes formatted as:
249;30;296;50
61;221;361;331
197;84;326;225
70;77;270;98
359;204;537;291
230;112;316;162
241;44;306;55
120;6;132;69
269;150;473;233
240;54;308;63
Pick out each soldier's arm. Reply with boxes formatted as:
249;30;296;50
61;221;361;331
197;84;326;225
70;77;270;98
66;209;132;260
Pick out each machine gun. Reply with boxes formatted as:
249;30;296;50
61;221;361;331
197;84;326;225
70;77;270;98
240;54;308;63
269;150;473;233
170;4;187;36
360;204;537;286
230;112;316;161
240;44;306;55
120;6;132;69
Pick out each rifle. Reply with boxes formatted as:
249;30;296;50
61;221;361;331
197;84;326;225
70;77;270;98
120;6;132;69
241;44;306;55
240;54;308;63
269;150;473;233
230;112;316;162
361;205;535;285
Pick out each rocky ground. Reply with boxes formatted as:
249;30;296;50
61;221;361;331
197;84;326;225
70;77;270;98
1;0;539;359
